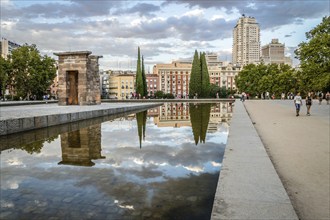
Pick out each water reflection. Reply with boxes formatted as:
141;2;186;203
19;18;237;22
0;102;233;220
189;103;211;145
58;124;105;166
136;110;147;148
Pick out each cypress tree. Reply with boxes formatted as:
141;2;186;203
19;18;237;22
141;56;148;97
135;47;143;98
189;50;201;98
201;52;210;97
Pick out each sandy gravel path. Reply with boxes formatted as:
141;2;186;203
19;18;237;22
244;100;329;220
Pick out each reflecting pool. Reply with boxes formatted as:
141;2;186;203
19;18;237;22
0;102;233;220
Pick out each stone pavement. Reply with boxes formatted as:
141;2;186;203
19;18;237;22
0;102;161;135
211;100;298;219
244;100;330;220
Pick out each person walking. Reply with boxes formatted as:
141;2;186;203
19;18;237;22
305;92;312;116
326;91;330;105
294;92;303;116
318;91;323;105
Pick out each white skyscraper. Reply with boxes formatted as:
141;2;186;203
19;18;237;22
232;15;260;66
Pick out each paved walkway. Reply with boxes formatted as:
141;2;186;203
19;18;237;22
244;100;330;220
211;100;298;219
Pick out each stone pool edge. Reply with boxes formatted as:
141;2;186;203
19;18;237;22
0;103;162;136
211;100;298;219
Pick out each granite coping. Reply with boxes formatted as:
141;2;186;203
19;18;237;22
211;100;298;219
0;103;161;135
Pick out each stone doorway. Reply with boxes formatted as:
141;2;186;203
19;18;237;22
54;51;102;105
67;71;78;105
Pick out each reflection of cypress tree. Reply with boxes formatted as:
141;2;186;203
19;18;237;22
189;103;211;145
200;104;211;143
136;110;147;148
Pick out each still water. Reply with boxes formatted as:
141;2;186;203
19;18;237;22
0;102;233;220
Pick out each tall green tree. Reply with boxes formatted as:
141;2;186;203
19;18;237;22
135;47;143;98
10;44;56;99
141;55;148;97
0;56;12;99
200;52;210;97
189;50;201;98
295;16;330;92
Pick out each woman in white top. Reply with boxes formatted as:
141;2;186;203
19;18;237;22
294;92;303;116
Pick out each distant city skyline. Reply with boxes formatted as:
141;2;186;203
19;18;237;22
1;0;328;70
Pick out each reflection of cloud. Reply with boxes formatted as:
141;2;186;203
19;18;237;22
7;158;24;166
182;165;204;173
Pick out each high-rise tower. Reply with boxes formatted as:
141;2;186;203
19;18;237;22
232;15;260;66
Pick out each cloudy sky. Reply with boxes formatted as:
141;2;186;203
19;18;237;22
1;0;329;71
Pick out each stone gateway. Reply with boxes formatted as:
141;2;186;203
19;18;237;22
54;51;102;105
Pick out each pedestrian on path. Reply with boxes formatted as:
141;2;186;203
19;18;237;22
305;92;313;116
294;92;303;116
326;91;330;105
318;91;323;105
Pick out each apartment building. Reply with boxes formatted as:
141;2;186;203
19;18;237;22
261;39;292;66
232;15;260;66
208;63;241;90
0;38;21;58
146;74;159;97
153;61;191;98
109;71;136;99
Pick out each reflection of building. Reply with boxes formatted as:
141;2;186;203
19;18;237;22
153;62;191;98
109;71;136;99
1;38;21;58
232;15;260;66
208;103;233;133
156;103;191;127
261;39;292;66
151;102;233;130
59;124;105;166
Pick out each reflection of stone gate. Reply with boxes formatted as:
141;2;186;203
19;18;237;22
54;51;102;105
58;124;105;167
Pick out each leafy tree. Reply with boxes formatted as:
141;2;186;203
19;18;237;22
0;56;12;99
141;55;148;97
235;63;298;98
209;84;220;98
189;50;201;98
154;90;164;99
295;16;330;92
200;52;210;97
135;47;143;98
164;93;174;99
10;44;56;100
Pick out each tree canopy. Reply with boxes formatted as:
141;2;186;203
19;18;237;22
295;16;330;92
1;44;56;100
235;63;298;97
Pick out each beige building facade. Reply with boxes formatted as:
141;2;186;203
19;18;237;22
232;15;260;66
109;73;135;99
261;39;292;66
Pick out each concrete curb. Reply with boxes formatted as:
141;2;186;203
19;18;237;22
211;100;298;219
0;103;162;136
